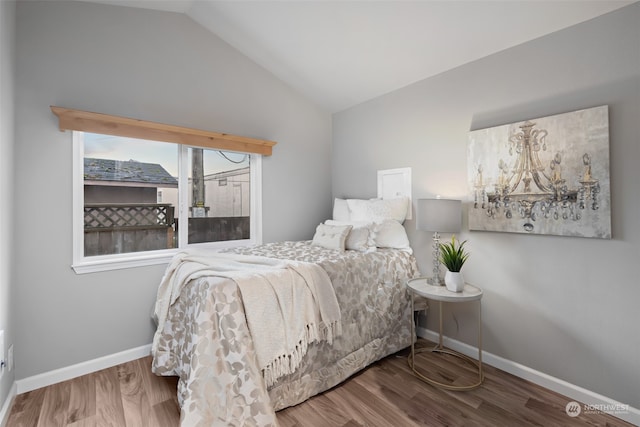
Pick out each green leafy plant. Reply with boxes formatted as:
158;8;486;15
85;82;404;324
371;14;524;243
439;235;469;272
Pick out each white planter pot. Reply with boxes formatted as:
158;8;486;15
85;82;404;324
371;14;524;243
444;271;465;292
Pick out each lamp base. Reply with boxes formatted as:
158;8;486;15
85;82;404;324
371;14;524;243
431;232;443;286
428;276;442;286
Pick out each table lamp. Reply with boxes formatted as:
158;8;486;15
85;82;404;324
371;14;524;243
416;198;462;285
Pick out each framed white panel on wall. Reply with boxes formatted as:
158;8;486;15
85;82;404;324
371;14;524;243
377;167;412;220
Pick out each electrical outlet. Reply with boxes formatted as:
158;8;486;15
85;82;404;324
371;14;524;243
8;345;13;371
0;330;4;376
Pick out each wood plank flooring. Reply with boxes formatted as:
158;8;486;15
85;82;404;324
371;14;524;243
7;358;180;427
7;340;633;426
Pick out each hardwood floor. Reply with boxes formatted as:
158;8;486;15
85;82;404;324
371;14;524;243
7;341;633;426
7;358;180;427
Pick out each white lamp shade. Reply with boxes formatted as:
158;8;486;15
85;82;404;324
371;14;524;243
416;199;462;233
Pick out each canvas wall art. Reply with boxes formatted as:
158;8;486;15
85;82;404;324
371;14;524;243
467;105;611;238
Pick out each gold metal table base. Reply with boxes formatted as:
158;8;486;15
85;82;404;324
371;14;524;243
408;343;484;391
409;295;484;391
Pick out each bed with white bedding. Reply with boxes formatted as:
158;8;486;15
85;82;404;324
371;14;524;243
151;198;419;426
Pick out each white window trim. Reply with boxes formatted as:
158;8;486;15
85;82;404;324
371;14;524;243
72;131;262;274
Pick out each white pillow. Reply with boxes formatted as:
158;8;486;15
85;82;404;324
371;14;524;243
332;198;350;221
373;219;411;250
311;223;353;251
347;197;409;224
324;220;375;252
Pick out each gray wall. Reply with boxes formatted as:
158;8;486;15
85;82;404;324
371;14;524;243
0;0;16;410
13;1;331;379
333;4;639;408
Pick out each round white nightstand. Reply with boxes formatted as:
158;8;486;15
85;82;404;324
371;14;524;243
406;277;484;391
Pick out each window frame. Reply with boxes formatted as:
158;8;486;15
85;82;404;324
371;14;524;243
72;131;262;274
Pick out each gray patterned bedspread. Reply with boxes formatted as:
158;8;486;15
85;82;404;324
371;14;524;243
152;240;419;426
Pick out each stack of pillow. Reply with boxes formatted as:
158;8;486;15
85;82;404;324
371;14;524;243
311;197;411;253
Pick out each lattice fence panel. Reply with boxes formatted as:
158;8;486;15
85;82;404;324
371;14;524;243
84;204;174;229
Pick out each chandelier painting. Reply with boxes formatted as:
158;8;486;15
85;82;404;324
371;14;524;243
467;105;611;239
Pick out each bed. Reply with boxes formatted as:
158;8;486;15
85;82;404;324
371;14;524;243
151;197;419;426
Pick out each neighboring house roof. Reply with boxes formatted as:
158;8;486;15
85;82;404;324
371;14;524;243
84;158;178;187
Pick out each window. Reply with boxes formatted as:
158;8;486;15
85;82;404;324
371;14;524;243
73;131;262;273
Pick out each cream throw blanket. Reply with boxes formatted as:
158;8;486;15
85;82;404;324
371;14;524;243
152;249;342;387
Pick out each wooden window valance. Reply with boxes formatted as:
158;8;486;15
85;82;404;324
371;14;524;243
50;106;277;156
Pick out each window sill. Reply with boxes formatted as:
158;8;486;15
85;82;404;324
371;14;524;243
72;239;259;274
72;252;176;274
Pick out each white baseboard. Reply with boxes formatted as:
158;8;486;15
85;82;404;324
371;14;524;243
15;344;151;395
417;327;640;426
0;382;17;427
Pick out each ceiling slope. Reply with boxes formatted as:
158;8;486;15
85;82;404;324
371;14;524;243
82;0;636;112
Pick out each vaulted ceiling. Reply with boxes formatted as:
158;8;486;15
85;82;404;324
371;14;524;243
80;1;634;112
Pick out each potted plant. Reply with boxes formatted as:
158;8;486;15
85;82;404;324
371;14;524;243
439;235;469;292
